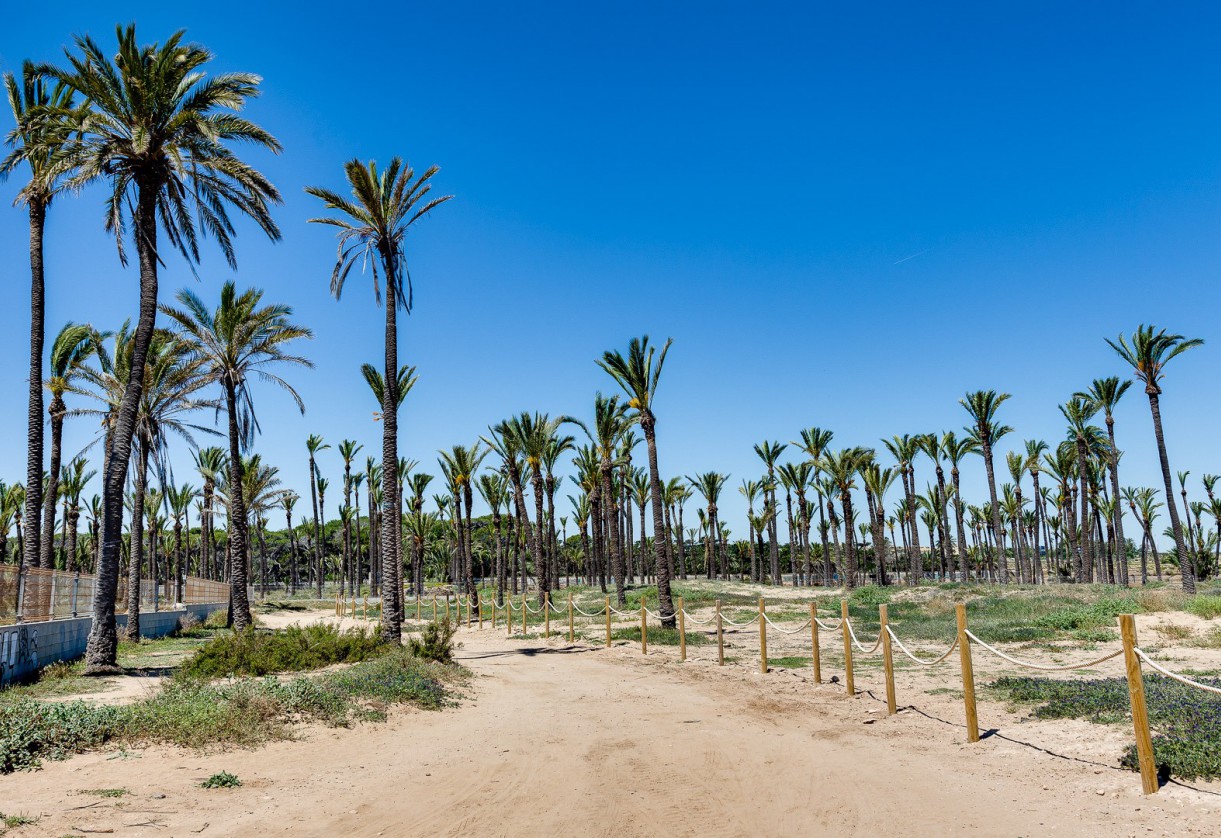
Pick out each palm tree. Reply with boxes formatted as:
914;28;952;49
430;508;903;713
821;448;868;589
1107;326;1203;591
793;427;834;585
307;157;452;642
3;63;76;573
48;27;282;671
305;435;330;596
570;395;632;603
753;441;787;584
598;336;677;626
961;391;1013;583
59;458;95;573
438;443;488;603
337;439;363;594
282;490;300;594
166;483;197;601
687;472;728;582
161;281;312;629
40;323;100;568
883;434;923;586
194;447;227;581
1059;396;1101;582
1078;377;1132;585
1023;440;1050;584
942;431;979;581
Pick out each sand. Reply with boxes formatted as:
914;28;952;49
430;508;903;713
3;607;1220;837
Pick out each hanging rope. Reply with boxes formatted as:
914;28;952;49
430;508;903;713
814;617;842;632
573;601;606;618
886;627;959;666
966;630;1123;671
762;613;813;634
1135;648;1221;695
846;617;884;654
720;612;761;627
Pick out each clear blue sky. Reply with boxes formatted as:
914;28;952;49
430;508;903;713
3;2;1221;539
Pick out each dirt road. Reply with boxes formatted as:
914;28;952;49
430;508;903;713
4;613;1219;837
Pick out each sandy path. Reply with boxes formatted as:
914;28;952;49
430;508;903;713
4;612;1220;837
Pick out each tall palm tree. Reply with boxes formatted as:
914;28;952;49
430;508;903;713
570;395;632;603
48;27;282;671
59;458;95;573
282;490;300;594
687;472;728;582
753;441;787;584
3;63;75;573
961;391;1013;583
821;448;868;589
337;439;363;594
942;431;979;581
40;322;100;568
194;447;227;581
793;427;834;585
438;443;488;603
1060;396;1100;583
166;483;198;601
1023;439;1050;584
477;471;509;604
307;157;452;642
1107;326;1203;592
883;434;923;586
161;281;312;629
598;336;677;626
1078;377;1132;586
305;435;329;596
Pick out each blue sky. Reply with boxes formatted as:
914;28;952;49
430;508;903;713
3;3;1221;539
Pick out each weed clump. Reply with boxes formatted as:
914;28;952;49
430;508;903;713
408;618;459;663
1188;595;1221;620
179;622;385;679
201;771;241;788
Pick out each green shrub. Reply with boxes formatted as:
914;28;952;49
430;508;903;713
408;618;459;663
849;585;892;607
610;627;710;646
0;699;122;773
204;609;229;629
1188;595;1221;620
179;622;385;679
201;771;241;788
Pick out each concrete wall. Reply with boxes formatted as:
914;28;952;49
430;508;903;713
0;602;226;687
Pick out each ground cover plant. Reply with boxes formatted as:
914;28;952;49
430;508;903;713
178;622;385;678
991;674;1221;781
0;645;459;774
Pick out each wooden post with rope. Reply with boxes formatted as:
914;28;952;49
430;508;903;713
810;602;821;683
880;604;897;714
716;599;724;666
605;596;611;647
478;594;484;630
415;595;420;622
491;598;496;629
640;599;648;655
362;596;368;621
568;592;574;643
677;596;686;662
1120;614;1159;794
522;594;527;635
956;603;979;743
759;597;768;674
841;599;854;696
544;591;550;639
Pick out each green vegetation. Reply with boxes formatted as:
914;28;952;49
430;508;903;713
611;627;710;646
0;646;456;773
201;771;242;789
991;674;1221;781
178;623;385;679
408;618;459;663
1188;595;1221;620
0;813;38;829
80;788;129;798
767;656;811;669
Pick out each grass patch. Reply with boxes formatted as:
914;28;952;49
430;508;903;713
0;813;38;829
1188;595;1221;620
1190;627;1221;649
991;673;1221;781
79;787;129;798
611;627;710;646
0;647;458;773
179;622;385;679
767;656;811;669
1152;624;1195;642
201;771;241;789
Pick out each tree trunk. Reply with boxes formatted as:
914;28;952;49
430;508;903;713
126;436;149;640
224;380;253;628
40;398;66;568
86;179;160;672
24;201;47;571
981;439;1008;583
641;414;675;627
1147;392;1193;591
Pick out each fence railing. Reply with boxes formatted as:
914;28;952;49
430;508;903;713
0;564;230;625
359;589;1212;798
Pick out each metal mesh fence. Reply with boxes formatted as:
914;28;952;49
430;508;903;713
0;565;227;623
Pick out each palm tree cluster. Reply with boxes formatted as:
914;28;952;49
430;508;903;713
3;26;1213;679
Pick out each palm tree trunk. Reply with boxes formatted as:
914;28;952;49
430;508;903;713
981;440;1008;583
126;436;149;641
86;180;160;672
23;201;47;571
223;380;253;628
40;399;66;569
640;415;675;627
1147;389;1194;590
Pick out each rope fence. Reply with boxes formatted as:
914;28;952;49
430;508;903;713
350;587;1215;797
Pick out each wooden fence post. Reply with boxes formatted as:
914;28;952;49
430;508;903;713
810;602;821;683
491;598;496;630
841;599;855;696
605;596;611;647
1120;614;1159;794
956;603;979;743
677;596;686;662
416;595;421;622
568;592;574;643
478;594;484;630
640;600;648;654
544;591;551;639
759;597;768;674
880;604;897;714
522;594;527;635
363;596;368;621
432;595;437;621
716;599;724;666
